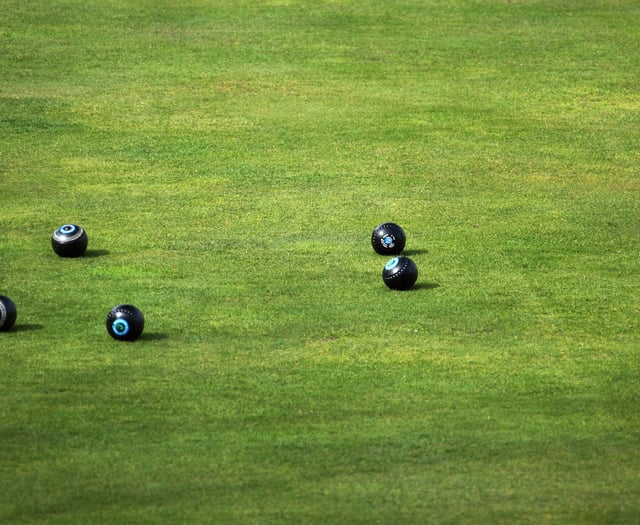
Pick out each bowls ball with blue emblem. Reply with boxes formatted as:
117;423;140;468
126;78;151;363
106;304;144;341
371;222;406;255
52;224;88;257
382;256;418;290
0;295;17;332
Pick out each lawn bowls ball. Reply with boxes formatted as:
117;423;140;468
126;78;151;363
51;224;88;257
382;256;418;290
106;304;144;341
371;222;406;255
0;295;17;332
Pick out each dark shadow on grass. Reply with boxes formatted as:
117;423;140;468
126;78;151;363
84;249;110;258
140;332;169;342
10;323;45;332
413;282;440;291
403;249;429;256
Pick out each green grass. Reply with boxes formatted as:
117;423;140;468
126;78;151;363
1;0;639;523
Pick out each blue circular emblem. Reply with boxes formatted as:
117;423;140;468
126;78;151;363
113;319;130;336
382;234;395;247
385;257;400;270
60;224;77;235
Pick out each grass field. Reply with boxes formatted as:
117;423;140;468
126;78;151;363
1;0;639;523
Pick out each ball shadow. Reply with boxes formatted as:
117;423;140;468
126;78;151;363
84;249;110;258
10;323;45;332
413;282;440;291
403;249;429;256
140;332;169;342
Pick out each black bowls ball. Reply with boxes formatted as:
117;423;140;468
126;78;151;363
371;222;406;255
0;295;17;332
106;304;144;341
52;224;88;257
382;256;418;290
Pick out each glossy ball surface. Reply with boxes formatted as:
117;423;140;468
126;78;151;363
0;295;17;332
51;224;88;257
106;304;145;341
382;256;418;290
371;222;406;255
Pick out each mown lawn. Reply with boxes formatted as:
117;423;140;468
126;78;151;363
1;1;639;523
